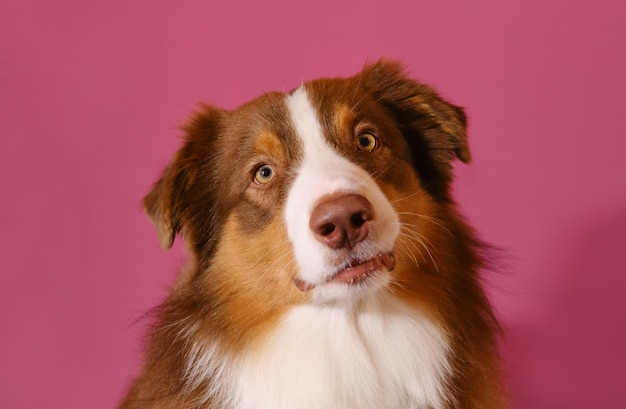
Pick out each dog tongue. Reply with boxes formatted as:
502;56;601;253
332;252;396;284
293;251;396;292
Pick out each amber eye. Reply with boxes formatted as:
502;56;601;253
254;164;276;185
356;132;378;152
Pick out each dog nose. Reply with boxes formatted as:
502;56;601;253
309;194;373;249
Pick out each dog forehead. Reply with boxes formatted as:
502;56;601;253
288;77;395;151
224;78;363;163
285;80;399;163
222;92;303;161
285;87;324;147
285;83;356;152
228;92;291;137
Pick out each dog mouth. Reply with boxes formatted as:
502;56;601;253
294;251;396;292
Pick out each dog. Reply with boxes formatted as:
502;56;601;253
120;60;505;408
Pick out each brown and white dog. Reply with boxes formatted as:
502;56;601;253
120;60;505;409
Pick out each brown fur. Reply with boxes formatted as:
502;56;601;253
120;60;506;408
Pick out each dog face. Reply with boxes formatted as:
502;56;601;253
144;60;470;308
125;60;509;409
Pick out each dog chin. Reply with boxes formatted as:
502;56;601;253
295;251;396;303
311;269;392;304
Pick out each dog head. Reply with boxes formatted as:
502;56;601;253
144;60;470;306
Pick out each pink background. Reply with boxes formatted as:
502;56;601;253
2;0;625;407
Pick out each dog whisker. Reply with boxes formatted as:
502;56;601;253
399;224;440;255
390;189;422;204
395;223;440;273
367;159;398;183
260;248;296;273
396;211;453;237
350;74;364;108
396;239;421;269
386;277;409;296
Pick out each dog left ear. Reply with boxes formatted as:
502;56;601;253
359;59;471;199
359;59;471;163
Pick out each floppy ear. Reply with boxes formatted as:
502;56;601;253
143;156;190;249
143;104;224;249
359;59;471;199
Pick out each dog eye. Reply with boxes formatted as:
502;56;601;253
356;132;378;152
254;164;276;185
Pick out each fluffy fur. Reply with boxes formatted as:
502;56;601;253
120;60;505;408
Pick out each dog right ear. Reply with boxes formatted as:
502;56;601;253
143;158;188;249
143;104;224;249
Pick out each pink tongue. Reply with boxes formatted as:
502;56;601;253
293;251;396;292
332;258;379;283
332;252;396;283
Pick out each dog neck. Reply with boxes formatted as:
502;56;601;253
186;292;452;409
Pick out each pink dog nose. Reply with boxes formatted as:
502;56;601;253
309;194;373;250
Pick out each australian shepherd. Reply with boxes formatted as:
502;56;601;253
120;60;505;408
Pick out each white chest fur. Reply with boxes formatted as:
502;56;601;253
231;294;451;409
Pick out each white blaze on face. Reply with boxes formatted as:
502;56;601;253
284;87;400;300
